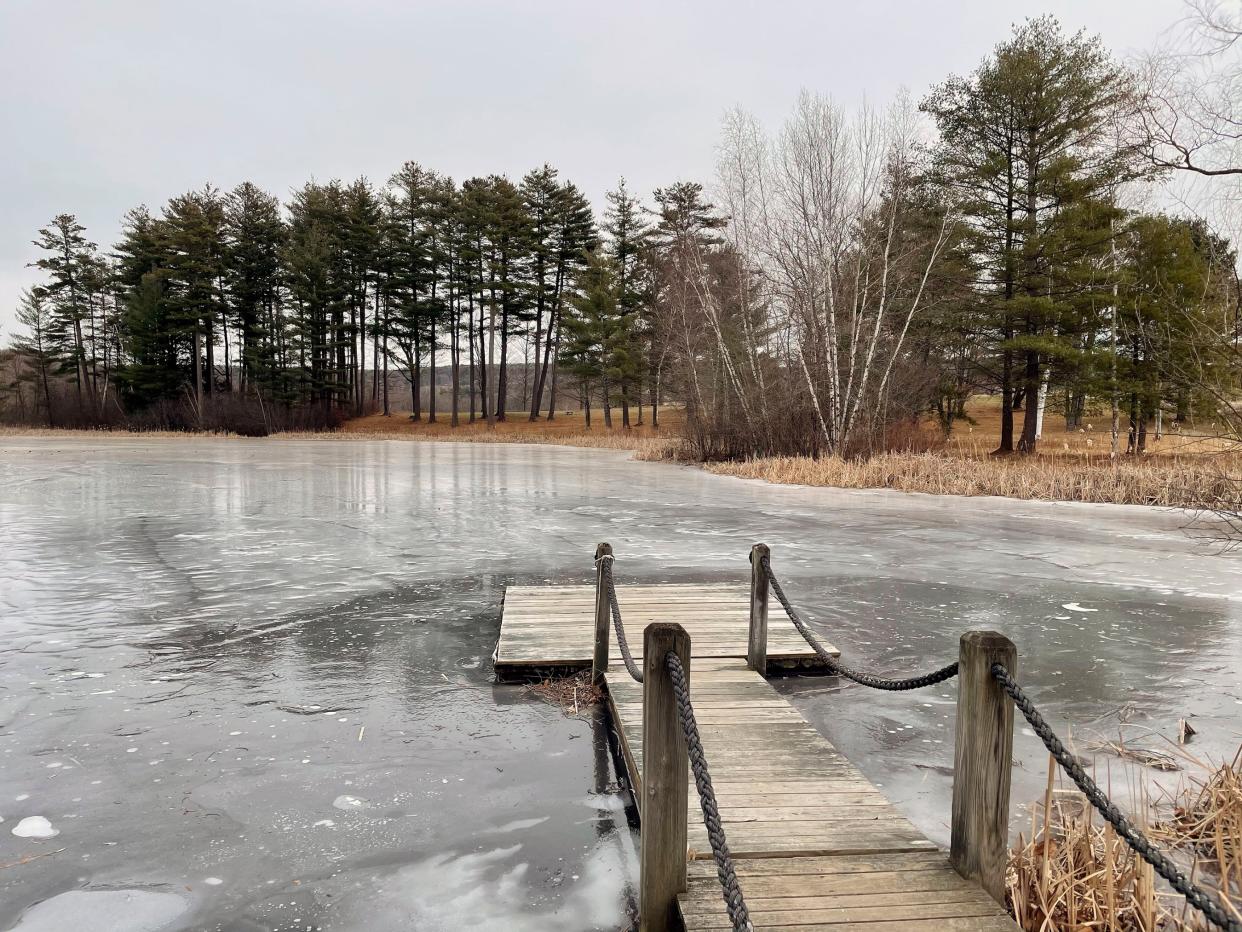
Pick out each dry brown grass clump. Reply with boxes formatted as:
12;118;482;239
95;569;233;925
1009;787;1170;930
1009;750;1242;931
1157;749;1242;903
523;671;604;718
343;406;683;443
705;451;1242;507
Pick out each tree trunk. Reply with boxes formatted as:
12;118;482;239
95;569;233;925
996;348;1014;454
487;301;497;427
497;298;509;421
193;328;204;420
450;303;460;428
546;319;561;421
1017;351;1040;454
428;318;437;423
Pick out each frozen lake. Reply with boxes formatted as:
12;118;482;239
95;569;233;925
2;436;1240;931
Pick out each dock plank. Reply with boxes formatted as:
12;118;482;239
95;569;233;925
494;584;831;678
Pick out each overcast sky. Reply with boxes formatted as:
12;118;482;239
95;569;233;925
0;0;1182;333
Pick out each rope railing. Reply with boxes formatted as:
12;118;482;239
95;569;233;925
595;549;749;930
761;554;960;690
759;547;1240;929
667;650;753;932
992;663;1242;932
595;552;643;683
594;543;1240;931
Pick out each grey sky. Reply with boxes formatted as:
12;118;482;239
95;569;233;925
0;0;1180;333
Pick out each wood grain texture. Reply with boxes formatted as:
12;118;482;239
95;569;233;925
749;543;771;675
495;583;835;678
640;623;691;932
950;630;1017;906
591;542;612;684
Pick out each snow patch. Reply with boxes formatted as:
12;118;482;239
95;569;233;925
12;816;58;839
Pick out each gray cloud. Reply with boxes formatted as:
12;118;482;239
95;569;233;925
0;0;1175;332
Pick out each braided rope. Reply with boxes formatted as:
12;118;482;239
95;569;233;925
761;555;959;690
666;651;753;932
992;663;1242;932
596;554;643;683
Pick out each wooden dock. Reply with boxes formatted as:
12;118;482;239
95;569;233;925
495;570;1018;930
495;583;829;680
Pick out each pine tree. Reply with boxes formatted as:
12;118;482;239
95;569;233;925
224;182;286;400
560;249;619;426
29;214;102;418
604;179;650;426
13;289;59;425
923;16;1144;453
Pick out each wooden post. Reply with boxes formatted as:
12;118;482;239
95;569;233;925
640;623;690;932
950;629;1017;905
592;542;613;685
748;543;770;674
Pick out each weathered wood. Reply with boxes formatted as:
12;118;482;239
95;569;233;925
591;542;613;684
950;630;1017;905
680;853;1018;930
494;583;836;679
748;543;770;674
506;581;1017;930
640;623;691;932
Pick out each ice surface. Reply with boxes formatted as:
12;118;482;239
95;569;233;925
9;889;186;931
1;436;1238;929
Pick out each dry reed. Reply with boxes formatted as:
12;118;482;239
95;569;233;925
1156;749;1242;909
1009;747;1242;931
705;452;1241;508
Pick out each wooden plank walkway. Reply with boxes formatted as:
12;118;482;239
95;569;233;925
494;584;830;680
608;659;1015;930
497;584;1018;930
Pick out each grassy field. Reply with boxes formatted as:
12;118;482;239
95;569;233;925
943;395;1240;460
708;399;1242;508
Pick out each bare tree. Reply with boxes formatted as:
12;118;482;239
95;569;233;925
710;92;956;456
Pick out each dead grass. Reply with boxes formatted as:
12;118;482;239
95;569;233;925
946;396;1242;460
1009;777;1171;930
1156;748;1242;905
1009;748;1242;931
339;406;686;457
523;671;604;718
705;451;1242;507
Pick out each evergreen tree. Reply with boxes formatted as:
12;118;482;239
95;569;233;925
603;179;650;426
12;289;59;425
29;214;102;417
223;183;286;399
923;16;1144;453
560;249;619;426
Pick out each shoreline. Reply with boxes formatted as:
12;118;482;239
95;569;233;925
4;425;1238;512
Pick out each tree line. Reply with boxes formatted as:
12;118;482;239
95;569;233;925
3;166;660;433
653;15;1241;459
5;14;1242;457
